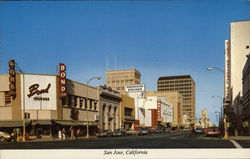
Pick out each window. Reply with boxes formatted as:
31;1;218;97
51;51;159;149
5;91;11;105
80;98;83;108
124;108;133;116
89;100;93;110
62;98;66;105
68;95;72;107
74;96;78;107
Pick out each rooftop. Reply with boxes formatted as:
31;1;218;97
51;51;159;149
158;75;193;80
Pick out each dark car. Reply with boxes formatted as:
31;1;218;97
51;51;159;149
139;128;149;135
194;127;203;134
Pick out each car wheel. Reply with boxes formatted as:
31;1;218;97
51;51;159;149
0;137;6;142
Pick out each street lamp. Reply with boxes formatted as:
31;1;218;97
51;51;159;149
86;76;102;138
207;67;228;139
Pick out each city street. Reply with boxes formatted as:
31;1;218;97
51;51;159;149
0;132;247;149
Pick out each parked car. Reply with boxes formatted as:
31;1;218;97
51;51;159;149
139;128;149;135
194;127;203;134
0;131;11;142
97;130;113;138
182;127;191;132
126;130;139;136
113;129;127;137
204;127;220;137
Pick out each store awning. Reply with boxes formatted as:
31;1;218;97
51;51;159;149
0;120;30;127
31;120;52;125
53;120;97;126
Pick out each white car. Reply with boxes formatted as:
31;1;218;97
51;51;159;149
0;131;11;142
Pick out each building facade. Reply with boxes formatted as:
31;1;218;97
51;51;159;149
242;55;250;135
97;86;121;132
141;96;173;129
120;94;135;130
0;73;101;138
105;69;141;93
146;91;183;127
200;110;208;129
225;20;250;136
157;75;196;125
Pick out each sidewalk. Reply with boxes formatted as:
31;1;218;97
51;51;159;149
228;136;250;141
19;136;97;142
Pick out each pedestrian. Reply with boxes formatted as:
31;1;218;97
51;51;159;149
62;128;66;140
58;129;62;140
76;128;81;139
70;126;75;139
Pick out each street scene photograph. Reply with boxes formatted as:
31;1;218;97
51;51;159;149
0;0;250;158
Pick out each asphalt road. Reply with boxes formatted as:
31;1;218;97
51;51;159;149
0;132;247;149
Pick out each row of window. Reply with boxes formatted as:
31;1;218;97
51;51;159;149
62;95;98;111
158;84;192;87
158;80;192;84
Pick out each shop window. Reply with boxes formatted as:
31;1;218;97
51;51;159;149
5;91;11;105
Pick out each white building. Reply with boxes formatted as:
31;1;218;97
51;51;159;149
125;84;146;129
229;21;250;113
140;96;173;128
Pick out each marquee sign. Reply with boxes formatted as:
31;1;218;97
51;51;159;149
9;60;16;97
59;63;67;98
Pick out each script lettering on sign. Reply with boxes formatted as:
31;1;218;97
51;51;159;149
27;83;51;98
9;60;16;97
59;63;67;98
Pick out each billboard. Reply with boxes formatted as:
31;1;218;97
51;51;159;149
125;84;145;92
22;74;57;110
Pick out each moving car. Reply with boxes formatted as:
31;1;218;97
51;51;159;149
0;131;11;142
204;127;220;137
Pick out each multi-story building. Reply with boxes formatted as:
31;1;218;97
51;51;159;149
140;96;173;129
0;72;101;138
146;91;183;127
225;20;250;135
120;94;135;130
124;84;146;130
242;55;250;135
97;86;121;131
106;69;141;93
157;75;196;125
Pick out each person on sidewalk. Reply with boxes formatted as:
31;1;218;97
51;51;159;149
70;126;75;139
58;129;62;140
76;128;81;139
62;128;66;140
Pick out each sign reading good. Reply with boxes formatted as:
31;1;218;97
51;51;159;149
27;83;51;101
9;60;16;97
157;99;162;121
59;63;67;98
125;84;145;92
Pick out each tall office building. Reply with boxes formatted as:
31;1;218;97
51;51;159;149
106;69;141;92
229;20;250;110
157;75;196;124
